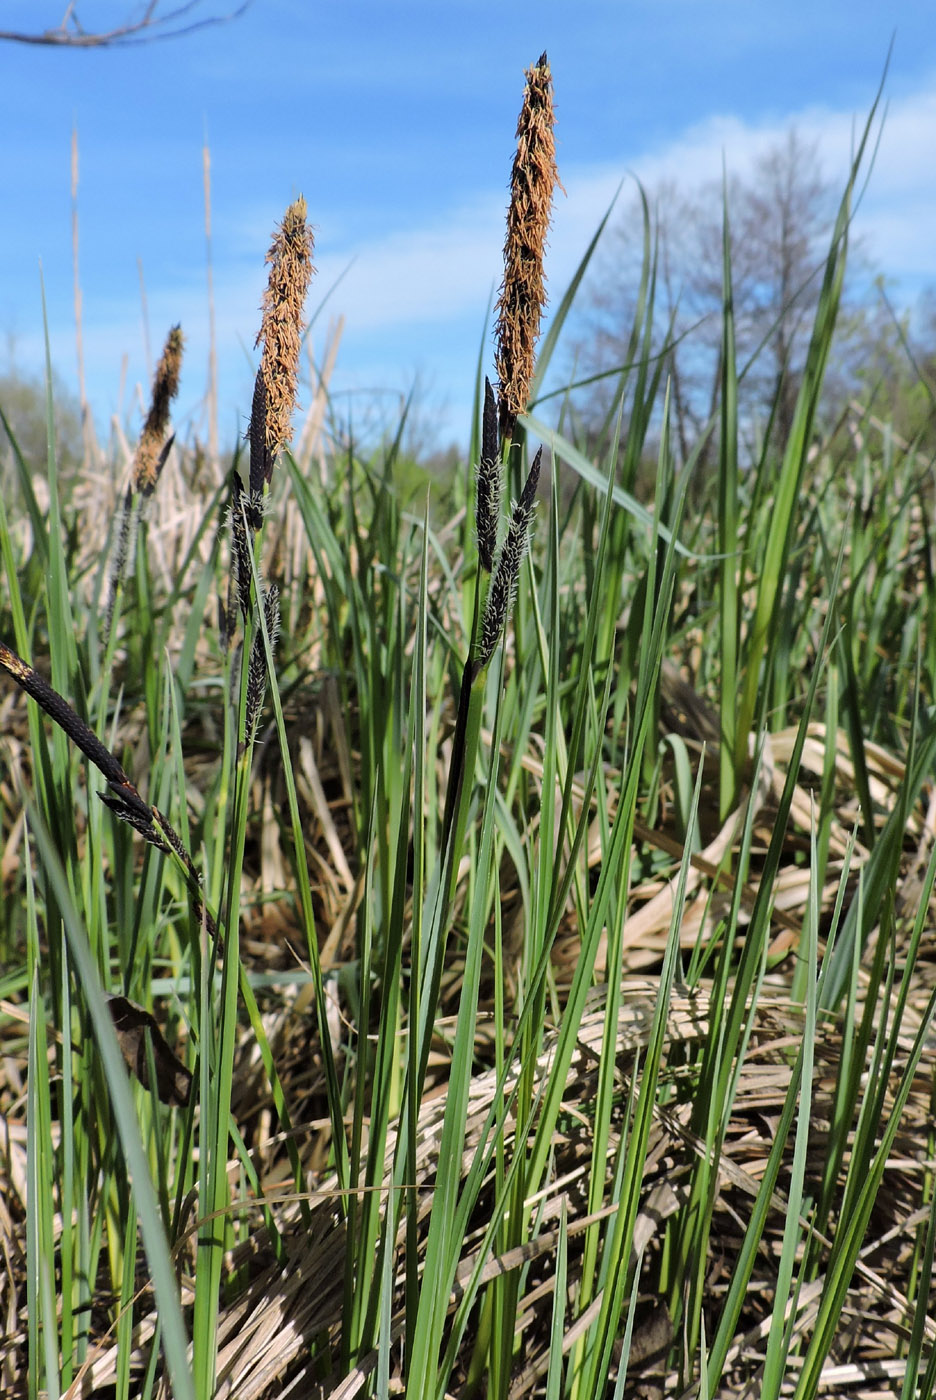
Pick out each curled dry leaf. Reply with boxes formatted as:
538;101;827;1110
106;995;192;1108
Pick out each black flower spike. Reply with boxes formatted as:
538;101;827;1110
99;791;168;852
0;643;139;792
247;372;271;527
0;639;220;952
228;472;254;620
476;378;501;574
246;584;280;744
0;640;169;849
477;447;542;671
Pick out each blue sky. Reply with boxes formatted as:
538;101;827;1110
2;0;935;454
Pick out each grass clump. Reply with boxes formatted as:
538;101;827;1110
0;51;935;1400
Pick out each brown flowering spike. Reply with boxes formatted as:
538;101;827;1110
133;325;183;495
476;377;501;573
255;195;315;472
477;447;542;670
494;54;560;446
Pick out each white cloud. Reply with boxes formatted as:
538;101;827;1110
314;207;504;331
545;82;936;295
253;76;934;371
19;73;936;451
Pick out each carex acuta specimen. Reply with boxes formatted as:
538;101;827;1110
105;323;184;644
441;55;557;862
222;196;312;747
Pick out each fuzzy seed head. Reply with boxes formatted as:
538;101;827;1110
134;324;183;494
255;195;315;467
494;54;560;446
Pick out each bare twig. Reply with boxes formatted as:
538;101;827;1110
0;1;253;48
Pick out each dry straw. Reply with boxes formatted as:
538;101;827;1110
494;52;560;446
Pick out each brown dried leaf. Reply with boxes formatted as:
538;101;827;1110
106;995;192;1107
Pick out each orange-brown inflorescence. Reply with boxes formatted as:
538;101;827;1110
494;52;560;446
254;195;315;475
133;324;183;495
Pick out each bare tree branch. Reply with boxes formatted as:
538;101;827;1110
0;1;252;47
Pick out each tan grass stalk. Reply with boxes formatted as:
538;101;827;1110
203;140;219;465
253;195;315;482
494;52;560;446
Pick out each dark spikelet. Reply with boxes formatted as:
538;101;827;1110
99;792;168;851
246;584;280;744
228;473;253;619
247;371;271;521
494;54;561;446
517;443;543;515
0;642;137;791
104;780;155;829
477;447;542;669
248;489;266;533
478;553;513;672
0;641;218;947
476;378;501;573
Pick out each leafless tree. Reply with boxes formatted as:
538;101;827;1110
577;130;865;464
0;1;252;48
